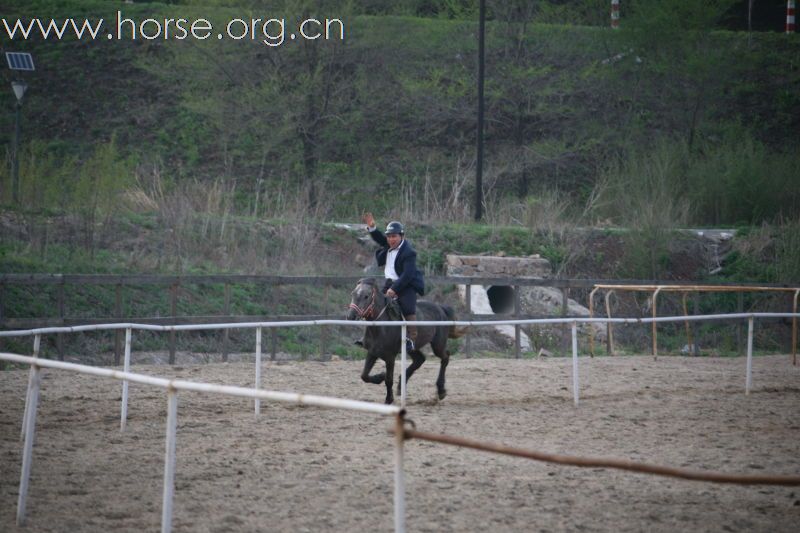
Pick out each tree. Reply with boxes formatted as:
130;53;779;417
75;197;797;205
73;138;133;256
144;0;355;212
620;0;739;150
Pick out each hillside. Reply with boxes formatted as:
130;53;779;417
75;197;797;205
1;0;798;224
0;1;798;360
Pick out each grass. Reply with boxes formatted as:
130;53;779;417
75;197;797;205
1;1;798;362
3;211;795;362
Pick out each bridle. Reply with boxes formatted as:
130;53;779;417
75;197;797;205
349;284;378;320
348;283;391;321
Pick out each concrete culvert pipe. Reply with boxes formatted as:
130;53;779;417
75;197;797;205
487;285;515;314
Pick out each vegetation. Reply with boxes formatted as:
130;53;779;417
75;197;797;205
0;1;797;360
1;1;797;222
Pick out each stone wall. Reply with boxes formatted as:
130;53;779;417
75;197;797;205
445;254;551;278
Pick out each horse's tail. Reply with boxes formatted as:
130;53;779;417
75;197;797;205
442;304;469;339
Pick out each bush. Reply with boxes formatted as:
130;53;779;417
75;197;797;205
592;138;690;278
687;127;800;225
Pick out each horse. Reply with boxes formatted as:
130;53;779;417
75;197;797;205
346;277;464;404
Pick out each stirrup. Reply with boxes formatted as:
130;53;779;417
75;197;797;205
405;338;414;352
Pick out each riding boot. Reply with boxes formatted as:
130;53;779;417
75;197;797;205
405;314;417;352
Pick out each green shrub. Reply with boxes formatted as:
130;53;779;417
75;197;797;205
687;128;800;225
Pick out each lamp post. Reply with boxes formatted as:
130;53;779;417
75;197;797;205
11;80;28;205
475;0;485;221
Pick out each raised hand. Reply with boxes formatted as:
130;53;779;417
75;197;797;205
362;212;376;228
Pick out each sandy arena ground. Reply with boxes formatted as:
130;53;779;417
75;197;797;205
1;354;799;532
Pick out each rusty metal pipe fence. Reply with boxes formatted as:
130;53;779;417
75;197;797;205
588;284;800;364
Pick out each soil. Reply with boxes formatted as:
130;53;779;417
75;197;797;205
1;354;799;532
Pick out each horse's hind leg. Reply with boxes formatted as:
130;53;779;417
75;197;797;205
397;350;426;396
361;355;385;385
383;356;395;405
433;344;450;400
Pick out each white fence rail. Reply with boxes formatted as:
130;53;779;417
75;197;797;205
2;312;799;531
0;352;403;533
3;312;798;414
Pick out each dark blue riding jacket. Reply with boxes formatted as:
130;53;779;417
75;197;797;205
369;228;425;296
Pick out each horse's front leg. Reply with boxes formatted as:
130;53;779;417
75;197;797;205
361;354;385;385
435;353;449;400
383;356;395;405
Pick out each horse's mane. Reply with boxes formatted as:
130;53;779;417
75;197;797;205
357;277;378;287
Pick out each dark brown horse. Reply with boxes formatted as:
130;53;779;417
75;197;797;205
346;278;464;404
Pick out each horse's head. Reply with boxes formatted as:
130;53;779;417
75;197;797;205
347;278;379;320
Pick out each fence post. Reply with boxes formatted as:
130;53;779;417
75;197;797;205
321;284;329;359
121;328;132;431
681;292;696;356
17;362;41;526
114;284;122;366
255;327;262;416
20;334;40;442
693;292;701;355
792;289;798;366
401;323;407;408
561;287;570;355
651;288;661;359
168;283;178;364
271;327;278;361
0;282;5;354
465;284;472;358
514;285;521;359
571;321;580;406
393;413;406;533
745;316;754;394
161;389;178;533
57;279;65;360
604;290;615;356
222;283;231;362
737;292;744;356
588;287;599;357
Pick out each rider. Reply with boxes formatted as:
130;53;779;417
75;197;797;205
362;212;425;352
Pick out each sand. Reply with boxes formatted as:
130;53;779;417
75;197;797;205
1;354;799;532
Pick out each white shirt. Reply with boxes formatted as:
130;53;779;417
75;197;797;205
385;239;404;281
368;225;403;281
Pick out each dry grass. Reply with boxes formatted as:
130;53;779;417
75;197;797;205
123;164;338;274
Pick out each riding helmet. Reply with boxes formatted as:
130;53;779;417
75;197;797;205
385;221;405;235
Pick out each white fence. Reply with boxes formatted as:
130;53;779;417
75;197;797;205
1;311;799;532
0;351;404;533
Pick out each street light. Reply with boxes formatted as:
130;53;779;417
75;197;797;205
5;52;35;206
11;80;28;205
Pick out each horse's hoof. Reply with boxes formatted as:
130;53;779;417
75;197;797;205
385;397;394;405
437;389;447;400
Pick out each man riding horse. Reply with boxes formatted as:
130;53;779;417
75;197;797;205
362;212;424;353
349;215;463;403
